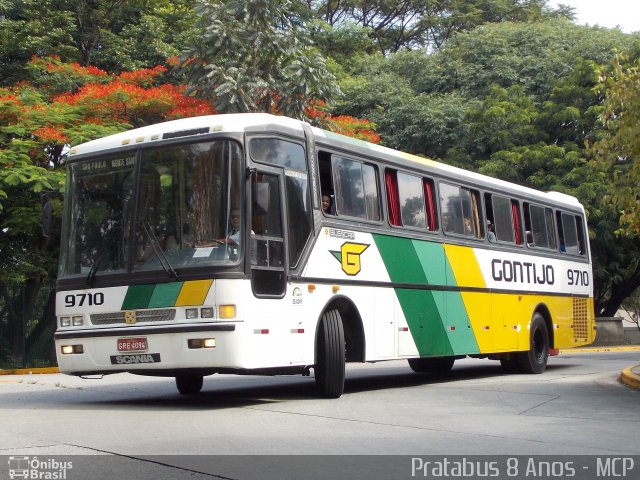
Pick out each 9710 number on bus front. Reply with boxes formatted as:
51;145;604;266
567;269;589;286
64;292;105;307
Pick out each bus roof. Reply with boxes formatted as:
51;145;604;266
68;113;583;211
68;113;305;157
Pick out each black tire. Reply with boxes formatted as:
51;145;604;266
517;313;550;374
175;375;203;395
499;355;520;373
408;356;455;373
314;309;345;398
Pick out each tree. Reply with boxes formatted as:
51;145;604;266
0;55;213;364
0;0;197;84
306;0;574;54
180;0;340;119
620;289;640;334
595;55;640;236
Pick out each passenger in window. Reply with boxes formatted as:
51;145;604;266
322;194;333;215
442;214;452;232
558;231;566;252
322;194;336;215
487;220;496;242
464;217;474;236
526;230;534;247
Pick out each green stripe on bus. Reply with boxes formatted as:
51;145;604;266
121;284;156;310
374;235;481;356
148;282;184;308
373;235;453;356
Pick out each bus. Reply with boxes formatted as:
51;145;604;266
55;113;595;398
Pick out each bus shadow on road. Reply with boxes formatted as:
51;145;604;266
73;361;577;410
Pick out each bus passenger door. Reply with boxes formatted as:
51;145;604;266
250;171;286;297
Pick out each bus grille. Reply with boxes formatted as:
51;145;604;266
572;298;589;340
90;309;176;325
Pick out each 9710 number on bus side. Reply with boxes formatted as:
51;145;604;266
567;269;589;286
65;292;104;307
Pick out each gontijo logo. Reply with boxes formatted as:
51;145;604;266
330;242;370;276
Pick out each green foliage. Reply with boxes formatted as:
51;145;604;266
0;0;197;85
180;0;340;118
0;0;78;84
595;55;640;236
308;0;571;53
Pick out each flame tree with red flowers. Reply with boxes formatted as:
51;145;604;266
0;55;214;364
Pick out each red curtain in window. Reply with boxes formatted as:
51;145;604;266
385;170;401;226
424;179;436;231
512;200;523;245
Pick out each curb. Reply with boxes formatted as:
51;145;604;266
562;346;640;353
0;367;60;376
620;365;640;389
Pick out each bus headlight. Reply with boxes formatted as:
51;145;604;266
61;345;84;354
60;317;71;327
72;315;84;326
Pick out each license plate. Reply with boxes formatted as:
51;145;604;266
117;337;148;352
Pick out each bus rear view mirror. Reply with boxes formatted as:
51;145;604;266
253;182;270;215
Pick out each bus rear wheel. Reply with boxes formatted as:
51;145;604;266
175;374;203;394
517;313;549;374
408;356;455;373
314;309;345;398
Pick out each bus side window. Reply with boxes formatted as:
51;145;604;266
440;182;481;239
331;154;380;221
524;203;555;250
318;151;336;216
397;171;426;229
486;194;507;243
557;211;584;255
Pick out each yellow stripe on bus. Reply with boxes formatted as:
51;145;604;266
175;279;214;306
443;244;493;352
444;244;486;288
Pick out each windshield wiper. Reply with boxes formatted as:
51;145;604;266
85;251;106;286
142;222;179;280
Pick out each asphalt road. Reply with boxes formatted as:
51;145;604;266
0;350;638;479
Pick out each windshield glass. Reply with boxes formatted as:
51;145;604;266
59;140;243;280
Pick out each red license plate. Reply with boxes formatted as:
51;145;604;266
117;337;148;352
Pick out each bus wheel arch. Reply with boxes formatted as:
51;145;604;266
317;296;365;363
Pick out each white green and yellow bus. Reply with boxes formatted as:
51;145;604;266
55;113;595;398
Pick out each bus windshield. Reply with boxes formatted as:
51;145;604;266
58;139;243;280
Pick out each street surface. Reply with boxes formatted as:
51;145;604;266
0;350;638;479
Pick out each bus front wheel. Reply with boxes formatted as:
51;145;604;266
517;313;550;374
175;374;203;394
314;309;345;398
